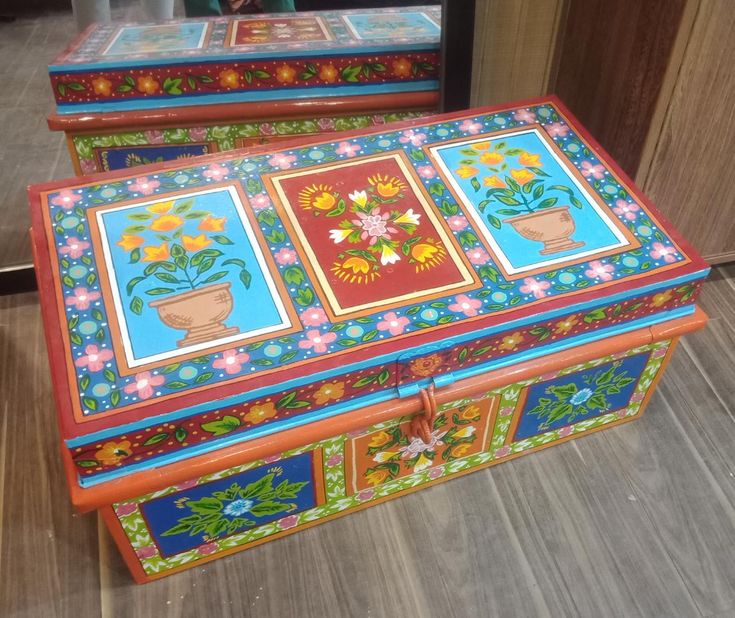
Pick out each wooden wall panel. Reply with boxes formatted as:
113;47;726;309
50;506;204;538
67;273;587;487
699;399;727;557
470;0;566;107
639;0;735;262
553;0;686;177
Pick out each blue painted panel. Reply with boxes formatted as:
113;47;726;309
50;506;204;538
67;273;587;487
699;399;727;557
100;143;211;171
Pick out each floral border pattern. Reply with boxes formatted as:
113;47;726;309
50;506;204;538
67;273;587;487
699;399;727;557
113;338;671;576
45;102;695;422
70;112;427;175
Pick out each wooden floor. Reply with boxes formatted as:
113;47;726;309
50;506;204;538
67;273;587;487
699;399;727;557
0;268;732;617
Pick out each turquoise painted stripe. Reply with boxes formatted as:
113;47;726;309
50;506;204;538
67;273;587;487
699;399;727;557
76;302;696;488
54;80;439;115
50;43;440;72
66;267;707;450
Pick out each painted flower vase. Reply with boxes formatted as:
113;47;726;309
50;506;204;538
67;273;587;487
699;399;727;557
149;282;239;347
504;206;585;255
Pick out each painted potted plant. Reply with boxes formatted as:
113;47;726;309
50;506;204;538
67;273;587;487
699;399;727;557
454;141;586;255
117;197;253;347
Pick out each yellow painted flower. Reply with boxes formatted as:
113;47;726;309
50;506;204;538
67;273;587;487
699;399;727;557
147;200;175;214
484;175;507;188
181;234;212;253
313;381;345;405
150;214;183;232
117;234;144;252
348;190;368;207
453;426;476;439
365;468;391;486
518;152;542;167
319;63;338;83
368;431;392;449
408;353;442;377
368;174;405;198
136;75;159;95
298;184;336;211
91;77;112;96
380;244;400;266
472;141;491;151
95;440;132;465
480;152;504;165
651;291;673;307
199;216;226;232
554;316;579;334
392;57;412;77
331;256;378;284
499;331;525;351
455;165;479;179
413;453;433;472
410;239;446;272
373;450;401;463
142;243;170;262
450;443;472;458
510;168;535;186
459;405;481;422
244;402;277;425
219;69;240;89
276;64;297;84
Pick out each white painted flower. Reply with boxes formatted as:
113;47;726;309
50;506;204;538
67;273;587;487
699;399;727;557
329;228;351;244
349;190;368;207
380;245;401;265
394;208;421;226
373;450;400;463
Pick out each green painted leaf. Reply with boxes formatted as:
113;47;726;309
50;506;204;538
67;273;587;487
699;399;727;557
211;235;234;245
201;415;241;436
145;287;175;295
76;460;99;468
175;427;188;443
110;390;121;406
82;396;97;411
143;432;169;446
201;271;228;284
129;296;144;315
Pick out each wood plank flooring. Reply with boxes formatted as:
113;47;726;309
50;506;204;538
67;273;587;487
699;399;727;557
0;271;734;617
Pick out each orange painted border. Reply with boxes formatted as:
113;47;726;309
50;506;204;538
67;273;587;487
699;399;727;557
64;307;708;513
101;338;677;584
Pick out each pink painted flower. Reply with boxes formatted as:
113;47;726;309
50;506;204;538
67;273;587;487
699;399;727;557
124;371;165;400
317;117;335;131
494;445;511;458
630;392;646;402
335;141;362;157
135;545;158;559
417;165;436;179
612;199;640;221
80;159;97;175
250;193;272;211
513;109;536;123
74;344;114;372
268;153;297;170
144;129;164;144
652;347;668;358
519;277;551;299
617;409;628;419
197;542;219;556
278;514;299;530
327;453;343;467
448;294;482;317
264;454;282;463
355;209;392;242
650;241;677;263
544;121;569;137
459;119;483;134
428;468;442;479
356;489;375;501
213;349;249;374
371;115;386;125
202;163;228;180
65;286;101;310
274;247;297;265
176;479;198;490
447;215;468;231
188;126;208;141
377;311;410;336
540;372;559;381
500;406;514;417
59;236;90;259
51;189;81;209
259;122;276;136
298;330;337;353
585;260;615;281
300;306;329;327
115;503;138;517
128;177;160;195
558;425;573;437
580;161;605;180
398;129;427;146
466;247;490;265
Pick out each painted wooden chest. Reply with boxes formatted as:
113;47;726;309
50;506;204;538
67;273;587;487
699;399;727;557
29;97;709;582
46;7;440;174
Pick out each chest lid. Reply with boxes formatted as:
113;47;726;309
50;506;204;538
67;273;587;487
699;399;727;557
30;97;708;487
48;6;441;115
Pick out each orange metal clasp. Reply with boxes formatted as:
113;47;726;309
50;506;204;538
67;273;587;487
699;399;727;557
410;384;438;444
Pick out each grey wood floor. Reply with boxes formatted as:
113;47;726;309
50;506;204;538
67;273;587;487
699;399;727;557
0;270;733;618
